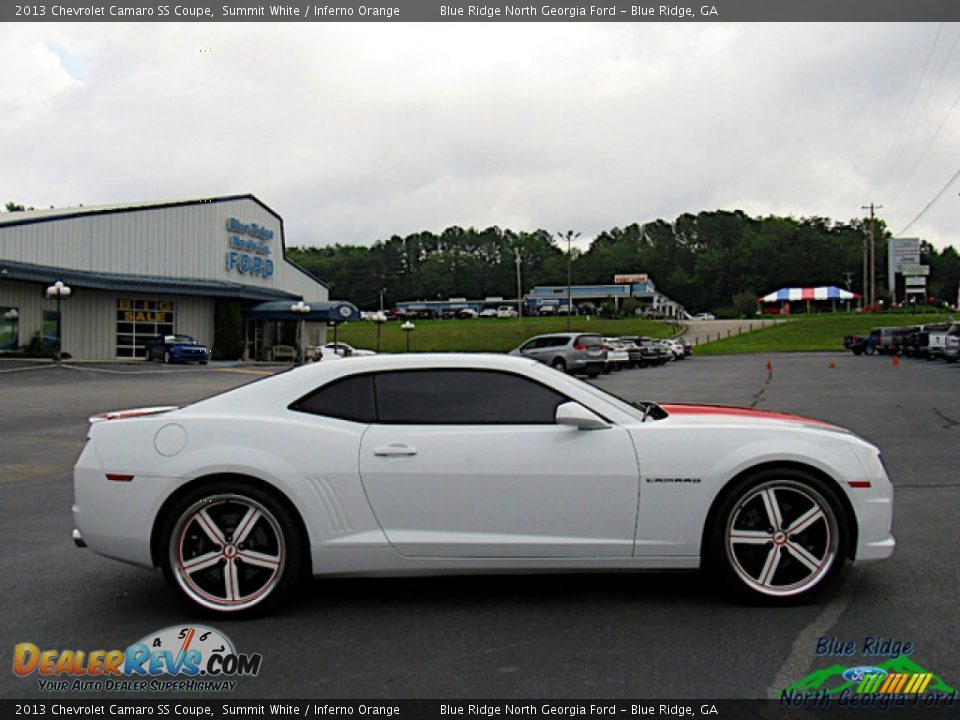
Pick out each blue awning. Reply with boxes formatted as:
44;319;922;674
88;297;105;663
244;300;361;322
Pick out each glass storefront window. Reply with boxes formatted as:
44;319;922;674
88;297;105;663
116;299;175;358
0;307;18;350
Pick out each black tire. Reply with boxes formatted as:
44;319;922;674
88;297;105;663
602;365;612;375
864;346;875;356
852;349;863;356
551;358;567;373
704;467;848;605
158;479;305;616
946;357;957;364
200;361;208;365
586;369;601;379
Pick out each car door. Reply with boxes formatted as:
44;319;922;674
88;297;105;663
358;368;640;558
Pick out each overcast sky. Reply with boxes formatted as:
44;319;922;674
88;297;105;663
3;22;960;251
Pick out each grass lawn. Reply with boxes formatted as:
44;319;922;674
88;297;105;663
695;313;953;355
335;317;677;354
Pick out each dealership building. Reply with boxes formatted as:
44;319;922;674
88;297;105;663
0;194;357;361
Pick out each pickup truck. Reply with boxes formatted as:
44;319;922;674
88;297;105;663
930;322;959;361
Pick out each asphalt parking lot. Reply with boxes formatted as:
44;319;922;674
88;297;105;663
0;354;957;700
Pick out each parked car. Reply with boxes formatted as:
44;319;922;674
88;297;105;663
619;336;660;367
479;308;498;319
694;313;716;321
510;332;607;377
497;306;519;319
659;339;686;360
144;334;210;364
944;326;960;363
679;338;693;357
440;310;458;320
73;353;894;614
320;342;376;358
537;305;557;316
615;338;645;368
843;334;874;355
602;338;630;372
928;322;958;360
457;308;479;319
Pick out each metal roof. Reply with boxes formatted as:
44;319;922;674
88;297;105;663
0;194;262;227
0;259;299;301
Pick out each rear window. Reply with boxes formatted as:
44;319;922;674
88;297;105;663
576;335;602;348
290;374;377;423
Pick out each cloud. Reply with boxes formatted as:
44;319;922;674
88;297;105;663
2;22;959;251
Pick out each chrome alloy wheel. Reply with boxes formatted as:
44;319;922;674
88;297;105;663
170;494;286;612
725;480;839;597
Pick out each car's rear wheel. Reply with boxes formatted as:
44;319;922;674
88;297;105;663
551;358;566;373
159;481;304;615
706;469;846;604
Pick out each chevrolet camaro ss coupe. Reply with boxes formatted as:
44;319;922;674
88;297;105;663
72;354;894;614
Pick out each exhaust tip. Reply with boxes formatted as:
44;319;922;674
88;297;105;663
72;529;86;548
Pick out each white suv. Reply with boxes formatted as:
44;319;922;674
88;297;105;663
497;306;518;318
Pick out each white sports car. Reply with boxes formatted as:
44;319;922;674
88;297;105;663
72;354;894;614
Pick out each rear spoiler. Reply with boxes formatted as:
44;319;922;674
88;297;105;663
89;406;179;425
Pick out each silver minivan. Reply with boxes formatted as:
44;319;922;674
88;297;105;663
509;332;607;378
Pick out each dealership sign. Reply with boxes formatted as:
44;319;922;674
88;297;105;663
226;217;275;279
614;274;648;284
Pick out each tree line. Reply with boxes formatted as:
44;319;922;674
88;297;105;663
287;210;959;313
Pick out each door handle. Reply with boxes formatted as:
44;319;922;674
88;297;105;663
374;444;418;457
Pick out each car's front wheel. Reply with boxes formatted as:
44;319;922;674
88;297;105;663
159;481;305;615
706;469;847;604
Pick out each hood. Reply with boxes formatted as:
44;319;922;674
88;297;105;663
658;403;844;431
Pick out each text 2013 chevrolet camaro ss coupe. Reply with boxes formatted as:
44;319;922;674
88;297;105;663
72;354;894;614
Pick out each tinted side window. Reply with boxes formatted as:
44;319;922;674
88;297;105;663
290;374;377;423
375;370;566;424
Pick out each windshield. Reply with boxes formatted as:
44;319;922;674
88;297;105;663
555;371;667;422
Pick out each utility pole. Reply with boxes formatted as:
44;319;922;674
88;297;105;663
862;203;883;310
379;288;385;312
556;230;580;331
514;248;523;321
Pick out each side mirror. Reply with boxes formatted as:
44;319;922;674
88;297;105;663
555;401;610;430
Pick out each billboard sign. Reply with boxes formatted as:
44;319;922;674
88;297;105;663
614;274;648;284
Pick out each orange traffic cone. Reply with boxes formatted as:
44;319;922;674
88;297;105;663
829;360;836;369
766;360;772;371
893;355;900;367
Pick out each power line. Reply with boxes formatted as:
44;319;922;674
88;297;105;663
889;85;960;208
876;20;947;186
896;164;960;236
883;23;960;189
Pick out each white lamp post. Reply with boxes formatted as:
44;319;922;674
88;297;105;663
401;320;415;352
45;280;71;362
373;311;387;353
290;300;311;364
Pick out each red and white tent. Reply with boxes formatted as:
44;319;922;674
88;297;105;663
759;286;859;302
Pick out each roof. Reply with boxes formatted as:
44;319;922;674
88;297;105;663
0;194;270;228
0;259;299;301
0;193;329;292
760;286;859;302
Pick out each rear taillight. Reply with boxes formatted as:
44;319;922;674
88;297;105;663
602;344;609;350
573;344;586;350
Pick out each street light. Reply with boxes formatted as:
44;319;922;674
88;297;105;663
372;311;387;353
45;280;71;362
556;230;580;331
290;300;311;365
514;248;523;322
401;320;415;352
